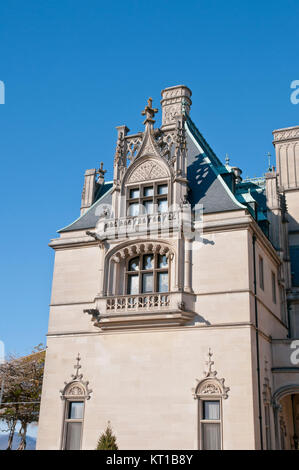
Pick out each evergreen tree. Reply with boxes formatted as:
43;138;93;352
96;422;118;450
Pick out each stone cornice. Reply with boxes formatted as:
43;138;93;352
273;125;299;143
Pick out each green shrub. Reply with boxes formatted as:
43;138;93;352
96;422;118;450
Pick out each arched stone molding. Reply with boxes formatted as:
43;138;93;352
272;384;299;449
103;239;176;296
60;353;92;401
272;384;299;404
111;241;174;264
118;155;173;217
192;349;230;400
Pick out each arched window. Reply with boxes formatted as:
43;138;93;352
193;349;229;450
60;354;92;450
126;253;169;294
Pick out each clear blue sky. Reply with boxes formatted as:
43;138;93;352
0;0;298;356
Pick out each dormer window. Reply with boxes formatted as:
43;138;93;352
126;253;169;294
127;182;169;216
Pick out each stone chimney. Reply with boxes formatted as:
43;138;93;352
80;169;97;215
160;85;192;129
80;162;107;215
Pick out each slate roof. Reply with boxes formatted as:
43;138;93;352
185;116;245;213
58;182;113;232
59;116;249;233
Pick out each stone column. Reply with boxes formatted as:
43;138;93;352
184;238;192;293
98;242;105;296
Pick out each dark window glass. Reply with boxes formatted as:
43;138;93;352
130;188;139;199
128;257;139;272
157;272;168;292
128;274;139;294
203;401;220;420
144;187;154;197
158;198;168;213
68;401;84;419
144;200;154;214
142;273;153;293
158;184;168;195
65;422;82;450
202;423;221;450
158;254;168;268
128;203;139;216
143;255;153;270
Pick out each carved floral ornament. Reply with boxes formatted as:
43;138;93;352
60;353;92;400
122;97;185;171
192;349;230;400
127;159;170;183
111;242;174;264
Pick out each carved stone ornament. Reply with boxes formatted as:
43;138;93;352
127;159;169;183
125;98;176;169
60;353;92;400
273;127;299;142
192;349;230;399
262;359;273;405
110;241;174;263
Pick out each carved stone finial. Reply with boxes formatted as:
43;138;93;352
60;353;93;400
266;152;272;172
141;97;158;126
193;349;230;400
97;162;107;184
204;348;217;378
72;353;83;380
225;153;230;166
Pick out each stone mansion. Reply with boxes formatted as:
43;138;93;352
37;85;299;450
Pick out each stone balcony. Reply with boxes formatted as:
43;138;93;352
97;210;187;240
85;291;196;330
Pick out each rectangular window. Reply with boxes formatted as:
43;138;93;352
158;184;168;195
157;272;168;292
259;257;264;290
128;274;139;295
126;182;169;217
68;401;84;419
143;200;154;214
130;188;140;199
65;422;82;450
64;401;84;450
158;198;168;213
200;400;221;450
128;202;139;216
144;186;154;197
142;273;153;293
272;272;276;304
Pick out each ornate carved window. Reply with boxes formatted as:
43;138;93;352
60;354;92;450
193;349;229;450
126;252;169;295
127;181;169;217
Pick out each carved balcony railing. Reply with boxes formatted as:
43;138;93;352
88;291;196;329
106;293;170;313
98;210;183;239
